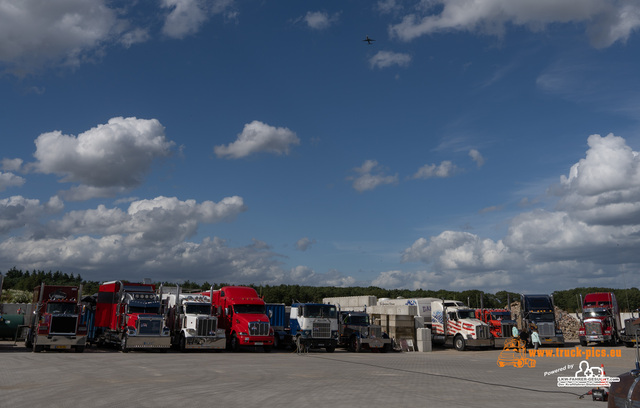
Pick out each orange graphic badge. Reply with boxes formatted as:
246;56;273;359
497;338;536;368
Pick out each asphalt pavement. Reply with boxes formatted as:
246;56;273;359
0;340;636;408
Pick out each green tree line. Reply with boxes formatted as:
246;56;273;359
2;268;639;311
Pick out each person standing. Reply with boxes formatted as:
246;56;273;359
531;329;541;350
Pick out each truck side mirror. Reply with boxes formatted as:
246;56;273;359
268;310;273;319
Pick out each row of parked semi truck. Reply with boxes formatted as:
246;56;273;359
2;279;639;353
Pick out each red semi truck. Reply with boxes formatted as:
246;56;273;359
208;286;274;352
25;284;87;352
92;281;171;351
578;292;622;346
475;308;517;347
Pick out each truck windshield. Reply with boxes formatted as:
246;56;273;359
530;312;555;321
490;312;511;319
185;304;211;315
302;305;337;318
234;304;265;314
457;310;476;319
585;310;608;318
525;297;553;310
347;315;369;325
46;303;76;315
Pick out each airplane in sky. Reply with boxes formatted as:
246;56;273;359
363;35;375;45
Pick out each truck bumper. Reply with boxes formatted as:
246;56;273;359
36;334;87;349
238;335;274;347
466;338;494;348
581;334;611;342
126;335;171;349
185;336;226;350
361;338;392;349
540;336;564;346
301;337;337;349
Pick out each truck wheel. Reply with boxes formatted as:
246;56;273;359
230;334;240;352
25;329;33;349
263;345;272;353
350;336;361;353
121;335;129;353
32;334;43;352
295;336;306;353
326;345;335;353
273;334;280;349
74;346;85;353
454;335;466;351
179;334;186;352
580;339;587;347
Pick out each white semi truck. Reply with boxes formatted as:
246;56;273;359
378;297;493;351
162;286;226;351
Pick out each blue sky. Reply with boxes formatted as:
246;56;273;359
2;0;640;294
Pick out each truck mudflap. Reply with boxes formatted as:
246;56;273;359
125;335;171;349
185;336;226;350
466;338;494;348
34;334;87;348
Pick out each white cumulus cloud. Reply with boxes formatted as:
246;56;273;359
389;0;640;48
31;117;174;199
214;120;300;159
412;160;460;179
369;51;412;69
349;160;399;192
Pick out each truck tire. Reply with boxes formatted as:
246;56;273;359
74;345;85;353
121;335;129;353
454;335;466;351
580;338;587;347
25;329;33;349
350;336;361;353
326;345;335;353
263;345;272;353
179;334;186;352
230;334;240;352
32;334;43;352
273;334;280;349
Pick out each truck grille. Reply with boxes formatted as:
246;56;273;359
50;315;78;335
538;322;554;337
369;326;382;338
138;318;163;335
475;325;490;339
585;321;601;335
312;321;330;339
501;322;515;338
196;317;217;336
248;321;269;336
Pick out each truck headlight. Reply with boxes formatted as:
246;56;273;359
163;327;170;336
186;329;196;336
127;328;137;336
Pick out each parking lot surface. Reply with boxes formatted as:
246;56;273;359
0;341;635;408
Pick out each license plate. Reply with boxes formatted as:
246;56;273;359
54;345;70;349
254;342;263;346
